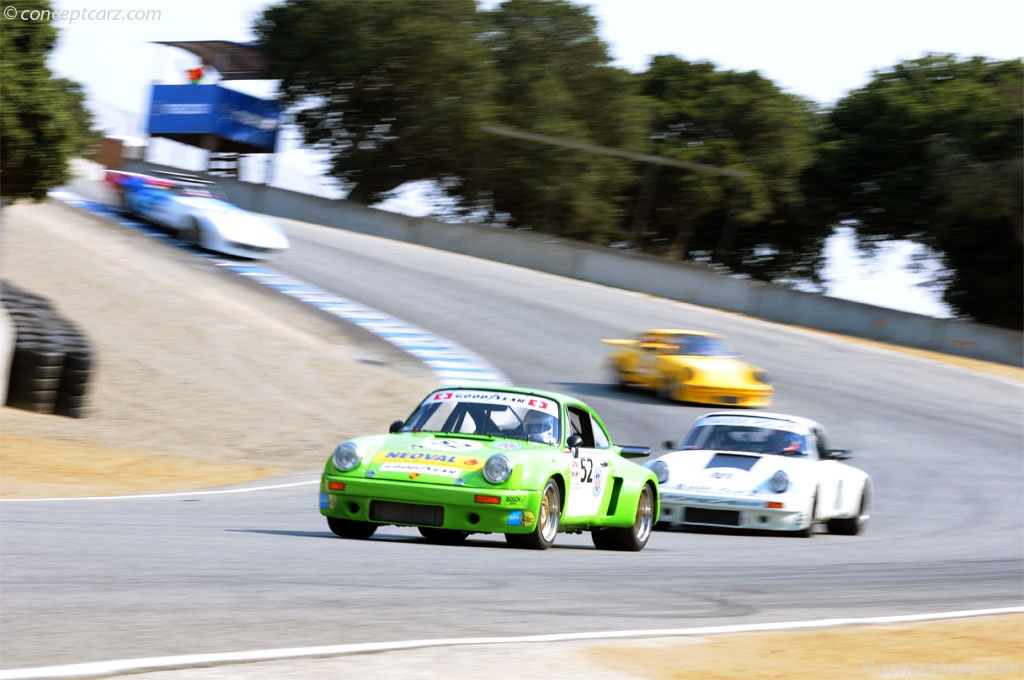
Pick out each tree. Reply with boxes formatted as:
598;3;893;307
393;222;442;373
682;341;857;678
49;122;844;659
255;0;496;205
256;0;648;242
467;0;649;243
0;0;100;204
805;54;1023;329
629;56;826;283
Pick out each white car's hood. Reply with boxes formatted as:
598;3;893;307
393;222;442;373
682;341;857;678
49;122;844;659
208;212;289;249
184;198;289;249
659;449;810;494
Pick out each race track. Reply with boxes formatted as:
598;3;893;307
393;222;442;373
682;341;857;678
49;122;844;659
1;203;1021;673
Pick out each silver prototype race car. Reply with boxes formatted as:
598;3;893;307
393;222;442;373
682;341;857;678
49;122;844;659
106;170;289;260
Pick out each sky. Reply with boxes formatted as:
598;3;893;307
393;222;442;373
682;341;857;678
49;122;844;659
39;0;1024;318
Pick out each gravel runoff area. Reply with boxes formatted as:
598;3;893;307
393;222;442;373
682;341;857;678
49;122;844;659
1;198;1021;679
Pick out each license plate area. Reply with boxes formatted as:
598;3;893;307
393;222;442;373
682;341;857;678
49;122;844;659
685;507;741;527
370;500;444;527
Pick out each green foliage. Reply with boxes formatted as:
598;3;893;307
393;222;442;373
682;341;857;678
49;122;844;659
807;54;1023;328
471;0;649;242
255;5;1021;329
630;56;826;282
0;0;100;203
256;0;495;204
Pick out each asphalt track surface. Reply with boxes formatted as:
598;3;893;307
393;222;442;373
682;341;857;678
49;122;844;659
1;198;1022;677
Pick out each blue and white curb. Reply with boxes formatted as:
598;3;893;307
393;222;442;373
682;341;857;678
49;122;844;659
49;189;510;387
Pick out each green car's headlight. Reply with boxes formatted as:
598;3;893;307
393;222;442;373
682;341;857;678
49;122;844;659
332;441;363;472
770;470;789;493
482;454;512;484
648;460;669;484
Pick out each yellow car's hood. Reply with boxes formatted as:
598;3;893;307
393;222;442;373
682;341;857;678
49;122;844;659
664;356;760;386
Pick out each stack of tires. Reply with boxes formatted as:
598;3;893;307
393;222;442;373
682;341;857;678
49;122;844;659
2;281;95;418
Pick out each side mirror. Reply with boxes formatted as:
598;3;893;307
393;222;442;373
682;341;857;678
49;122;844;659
619;445;652;459
566;434;583;457
389;420;404;433
662;440;677;450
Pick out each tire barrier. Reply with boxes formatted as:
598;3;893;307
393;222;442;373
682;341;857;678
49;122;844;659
1;281;95;418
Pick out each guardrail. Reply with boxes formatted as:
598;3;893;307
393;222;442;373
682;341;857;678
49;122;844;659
124;159;1023;368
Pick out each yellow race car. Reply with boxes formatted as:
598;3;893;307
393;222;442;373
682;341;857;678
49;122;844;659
602;329;773;407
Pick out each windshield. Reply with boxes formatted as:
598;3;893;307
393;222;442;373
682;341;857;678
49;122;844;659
667;334;738;357
682;419;809;456
402;389;562;444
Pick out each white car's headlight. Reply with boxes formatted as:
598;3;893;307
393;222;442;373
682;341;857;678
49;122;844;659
770;470;789;493
482;454;512;484
648;460;669;484
332;441;363;472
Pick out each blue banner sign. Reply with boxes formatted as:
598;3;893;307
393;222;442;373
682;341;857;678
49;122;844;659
147;84;281;153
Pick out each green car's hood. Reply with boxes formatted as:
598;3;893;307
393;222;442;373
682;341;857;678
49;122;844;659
357;432;548;484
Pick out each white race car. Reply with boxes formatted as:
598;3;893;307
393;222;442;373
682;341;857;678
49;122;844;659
106;170;290;260
648;412;872;536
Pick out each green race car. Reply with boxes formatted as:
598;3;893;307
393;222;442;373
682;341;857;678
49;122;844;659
320;386;659;550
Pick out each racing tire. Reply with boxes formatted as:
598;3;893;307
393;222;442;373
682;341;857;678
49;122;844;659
182;218;203;248
418;527;470;545
656;379;679;403
827;483;872;536
591;483;656;551
326;517;377;540
505;479;560;550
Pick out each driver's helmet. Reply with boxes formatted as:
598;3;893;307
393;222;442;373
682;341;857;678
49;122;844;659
767;429;804;453
523;410;558;444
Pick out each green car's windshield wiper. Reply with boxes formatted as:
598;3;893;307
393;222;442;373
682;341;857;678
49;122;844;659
423;431;495;440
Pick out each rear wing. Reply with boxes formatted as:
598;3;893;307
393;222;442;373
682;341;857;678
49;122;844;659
152;170;215;186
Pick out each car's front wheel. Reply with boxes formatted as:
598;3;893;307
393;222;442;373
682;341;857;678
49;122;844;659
327;517;377;539
181;218;202;247
591;482;656;551
506;479;560;550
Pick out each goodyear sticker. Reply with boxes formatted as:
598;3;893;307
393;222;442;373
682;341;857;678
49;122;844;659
426;390;560;416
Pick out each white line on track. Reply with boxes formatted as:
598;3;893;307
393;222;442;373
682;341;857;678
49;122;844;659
2;607;1020;679
0;479;318;503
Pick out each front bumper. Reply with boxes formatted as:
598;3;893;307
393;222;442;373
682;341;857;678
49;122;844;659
680;384;772;407
320;475;544;534
658;491;810;532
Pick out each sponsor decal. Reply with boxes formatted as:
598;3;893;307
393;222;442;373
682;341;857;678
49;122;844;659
319;493;328;509
592;468;603;497
711;471;732;479
379;462;462;478
376;451;482;468
701;415;802;433
507;510;536;527
505;495;525;505
426;390;560;415
493;441;523;450
433;439;482;451
662;493;766;508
